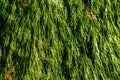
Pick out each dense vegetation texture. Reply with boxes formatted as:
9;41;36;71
0;0;120;80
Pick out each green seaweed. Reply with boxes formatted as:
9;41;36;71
0;0;120;80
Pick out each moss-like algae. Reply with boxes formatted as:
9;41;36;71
0;0;120;80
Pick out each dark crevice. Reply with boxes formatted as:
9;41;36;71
61;47;71;79
63;0;71;21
